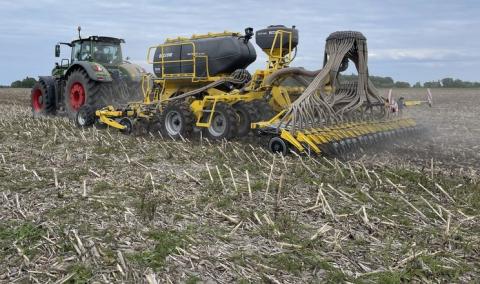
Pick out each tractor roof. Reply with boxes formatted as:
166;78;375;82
71;36;125;44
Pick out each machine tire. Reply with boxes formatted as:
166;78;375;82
64;68;110;118
269;136;289;155
119;117;133;134
233;101;257;137
31;80;55;116
250;99;275;122
204;102;238;140
159;101;194;139
75;105;95;128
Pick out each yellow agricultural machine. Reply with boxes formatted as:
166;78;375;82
75;25;419;155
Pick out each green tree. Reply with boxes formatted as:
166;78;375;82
413;82;422;88
424;81;442;88
11;77;37;88
370;76;395;88
394;81;411;88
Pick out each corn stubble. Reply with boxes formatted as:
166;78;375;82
0;88;479;283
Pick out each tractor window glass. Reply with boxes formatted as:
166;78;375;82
72;41;92;62
93;42;122;65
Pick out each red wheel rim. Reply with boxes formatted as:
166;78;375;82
32;89;43;111
70;82;86;111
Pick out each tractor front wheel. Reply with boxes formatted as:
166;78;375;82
64;69;109;118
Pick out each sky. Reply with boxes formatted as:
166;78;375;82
0;0;479;85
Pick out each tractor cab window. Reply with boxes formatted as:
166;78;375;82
72;41;92;62
92;42;122;65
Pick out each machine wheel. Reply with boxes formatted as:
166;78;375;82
250;99;276;121
31;80;55;116
64;68;110;118
269;137;289;155
159;101;194;139
119;117;133;134
233;101;257;137
75;105;95;128
204;102;238;140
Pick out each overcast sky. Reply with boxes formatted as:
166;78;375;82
0;0;478;85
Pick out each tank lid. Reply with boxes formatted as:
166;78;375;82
165;31;241;43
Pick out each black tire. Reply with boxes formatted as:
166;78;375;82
158;101;194;139
75;105;95;128
64;69;110;118
31;80;55;116
203;102;238;140
249;99;276;122
233;101;257;137
119;118;133;134
269;137;289;155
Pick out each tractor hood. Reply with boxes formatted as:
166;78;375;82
116;63;146;82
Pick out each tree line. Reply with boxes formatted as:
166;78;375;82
340;74;480;88
3;76;480;89
9;77;37;88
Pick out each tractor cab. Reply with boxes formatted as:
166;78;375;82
70;36;125;65
54;36;126;76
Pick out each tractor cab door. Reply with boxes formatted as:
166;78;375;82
71;41;92;62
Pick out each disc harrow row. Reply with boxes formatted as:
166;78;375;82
265;118;418;155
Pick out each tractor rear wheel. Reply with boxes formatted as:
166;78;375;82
233;101;257;137
159;101;194;139
64;69;110;118
204;102;238;140
31;80;55;116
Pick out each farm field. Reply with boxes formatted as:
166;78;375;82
0;88;479;283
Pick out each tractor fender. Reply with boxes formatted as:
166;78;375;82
38;76;57;105
117;62;146;82
65;62;113;82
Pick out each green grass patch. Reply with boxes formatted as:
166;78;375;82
0;221;46;257
67;263;93;283
127;229;186;269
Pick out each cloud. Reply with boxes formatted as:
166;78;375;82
0;0;479;85
369;48;473;62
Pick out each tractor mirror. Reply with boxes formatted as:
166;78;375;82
55;44;61;57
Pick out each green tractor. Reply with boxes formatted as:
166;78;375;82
31;27;146;118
